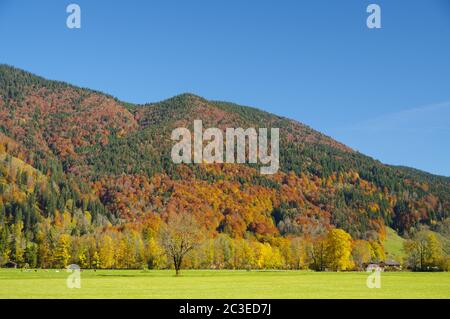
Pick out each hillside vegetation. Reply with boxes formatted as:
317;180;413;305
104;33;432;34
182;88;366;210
0;64;449;271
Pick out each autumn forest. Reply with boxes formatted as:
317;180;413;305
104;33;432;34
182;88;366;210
0;65;449;272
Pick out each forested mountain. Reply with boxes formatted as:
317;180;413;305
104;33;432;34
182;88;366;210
0;64;449;270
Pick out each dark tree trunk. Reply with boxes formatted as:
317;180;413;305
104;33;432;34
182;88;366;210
174;256;183;276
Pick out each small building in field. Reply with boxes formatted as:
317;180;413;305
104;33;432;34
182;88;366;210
380;260;401;269
363;260;401;271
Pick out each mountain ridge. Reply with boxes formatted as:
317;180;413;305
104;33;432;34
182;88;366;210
0;64;449;270
0;63;445;178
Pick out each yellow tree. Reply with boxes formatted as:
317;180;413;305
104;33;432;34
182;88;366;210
254;242;266;269
233;239;255;269
369;241;385;263
92;251;101;269
425;232;443;268
124;235;137;268
13;220;25;265
115;238;127;269
134;233;146;268
261;243;284;269
98;235;115;269
145;237;166;269
78;249;89;269
54;234;71;268
289;237;305;270
325;229;354;271
352;240;372;269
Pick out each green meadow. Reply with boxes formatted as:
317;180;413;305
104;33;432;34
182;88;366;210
0;269;449;299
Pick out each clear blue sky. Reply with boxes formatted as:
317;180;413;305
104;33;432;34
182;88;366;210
1;0;449;176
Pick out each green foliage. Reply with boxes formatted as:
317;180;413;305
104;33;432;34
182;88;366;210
404;229;448;271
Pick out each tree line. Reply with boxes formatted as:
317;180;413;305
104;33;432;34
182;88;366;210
1;208;448;273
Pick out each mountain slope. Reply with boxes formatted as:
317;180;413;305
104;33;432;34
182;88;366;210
0;64;449;268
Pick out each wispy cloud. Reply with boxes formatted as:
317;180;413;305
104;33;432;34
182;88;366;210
342;101;450;134
329;101;450;176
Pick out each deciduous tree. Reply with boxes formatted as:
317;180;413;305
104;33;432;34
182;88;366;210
325;229;354;271
160;213;202;276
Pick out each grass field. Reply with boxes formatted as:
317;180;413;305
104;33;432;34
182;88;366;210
384;227;406;261
0;269;449;299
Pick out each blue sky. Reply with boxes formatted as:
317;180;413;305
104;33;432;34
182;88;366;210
0;0;449;176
